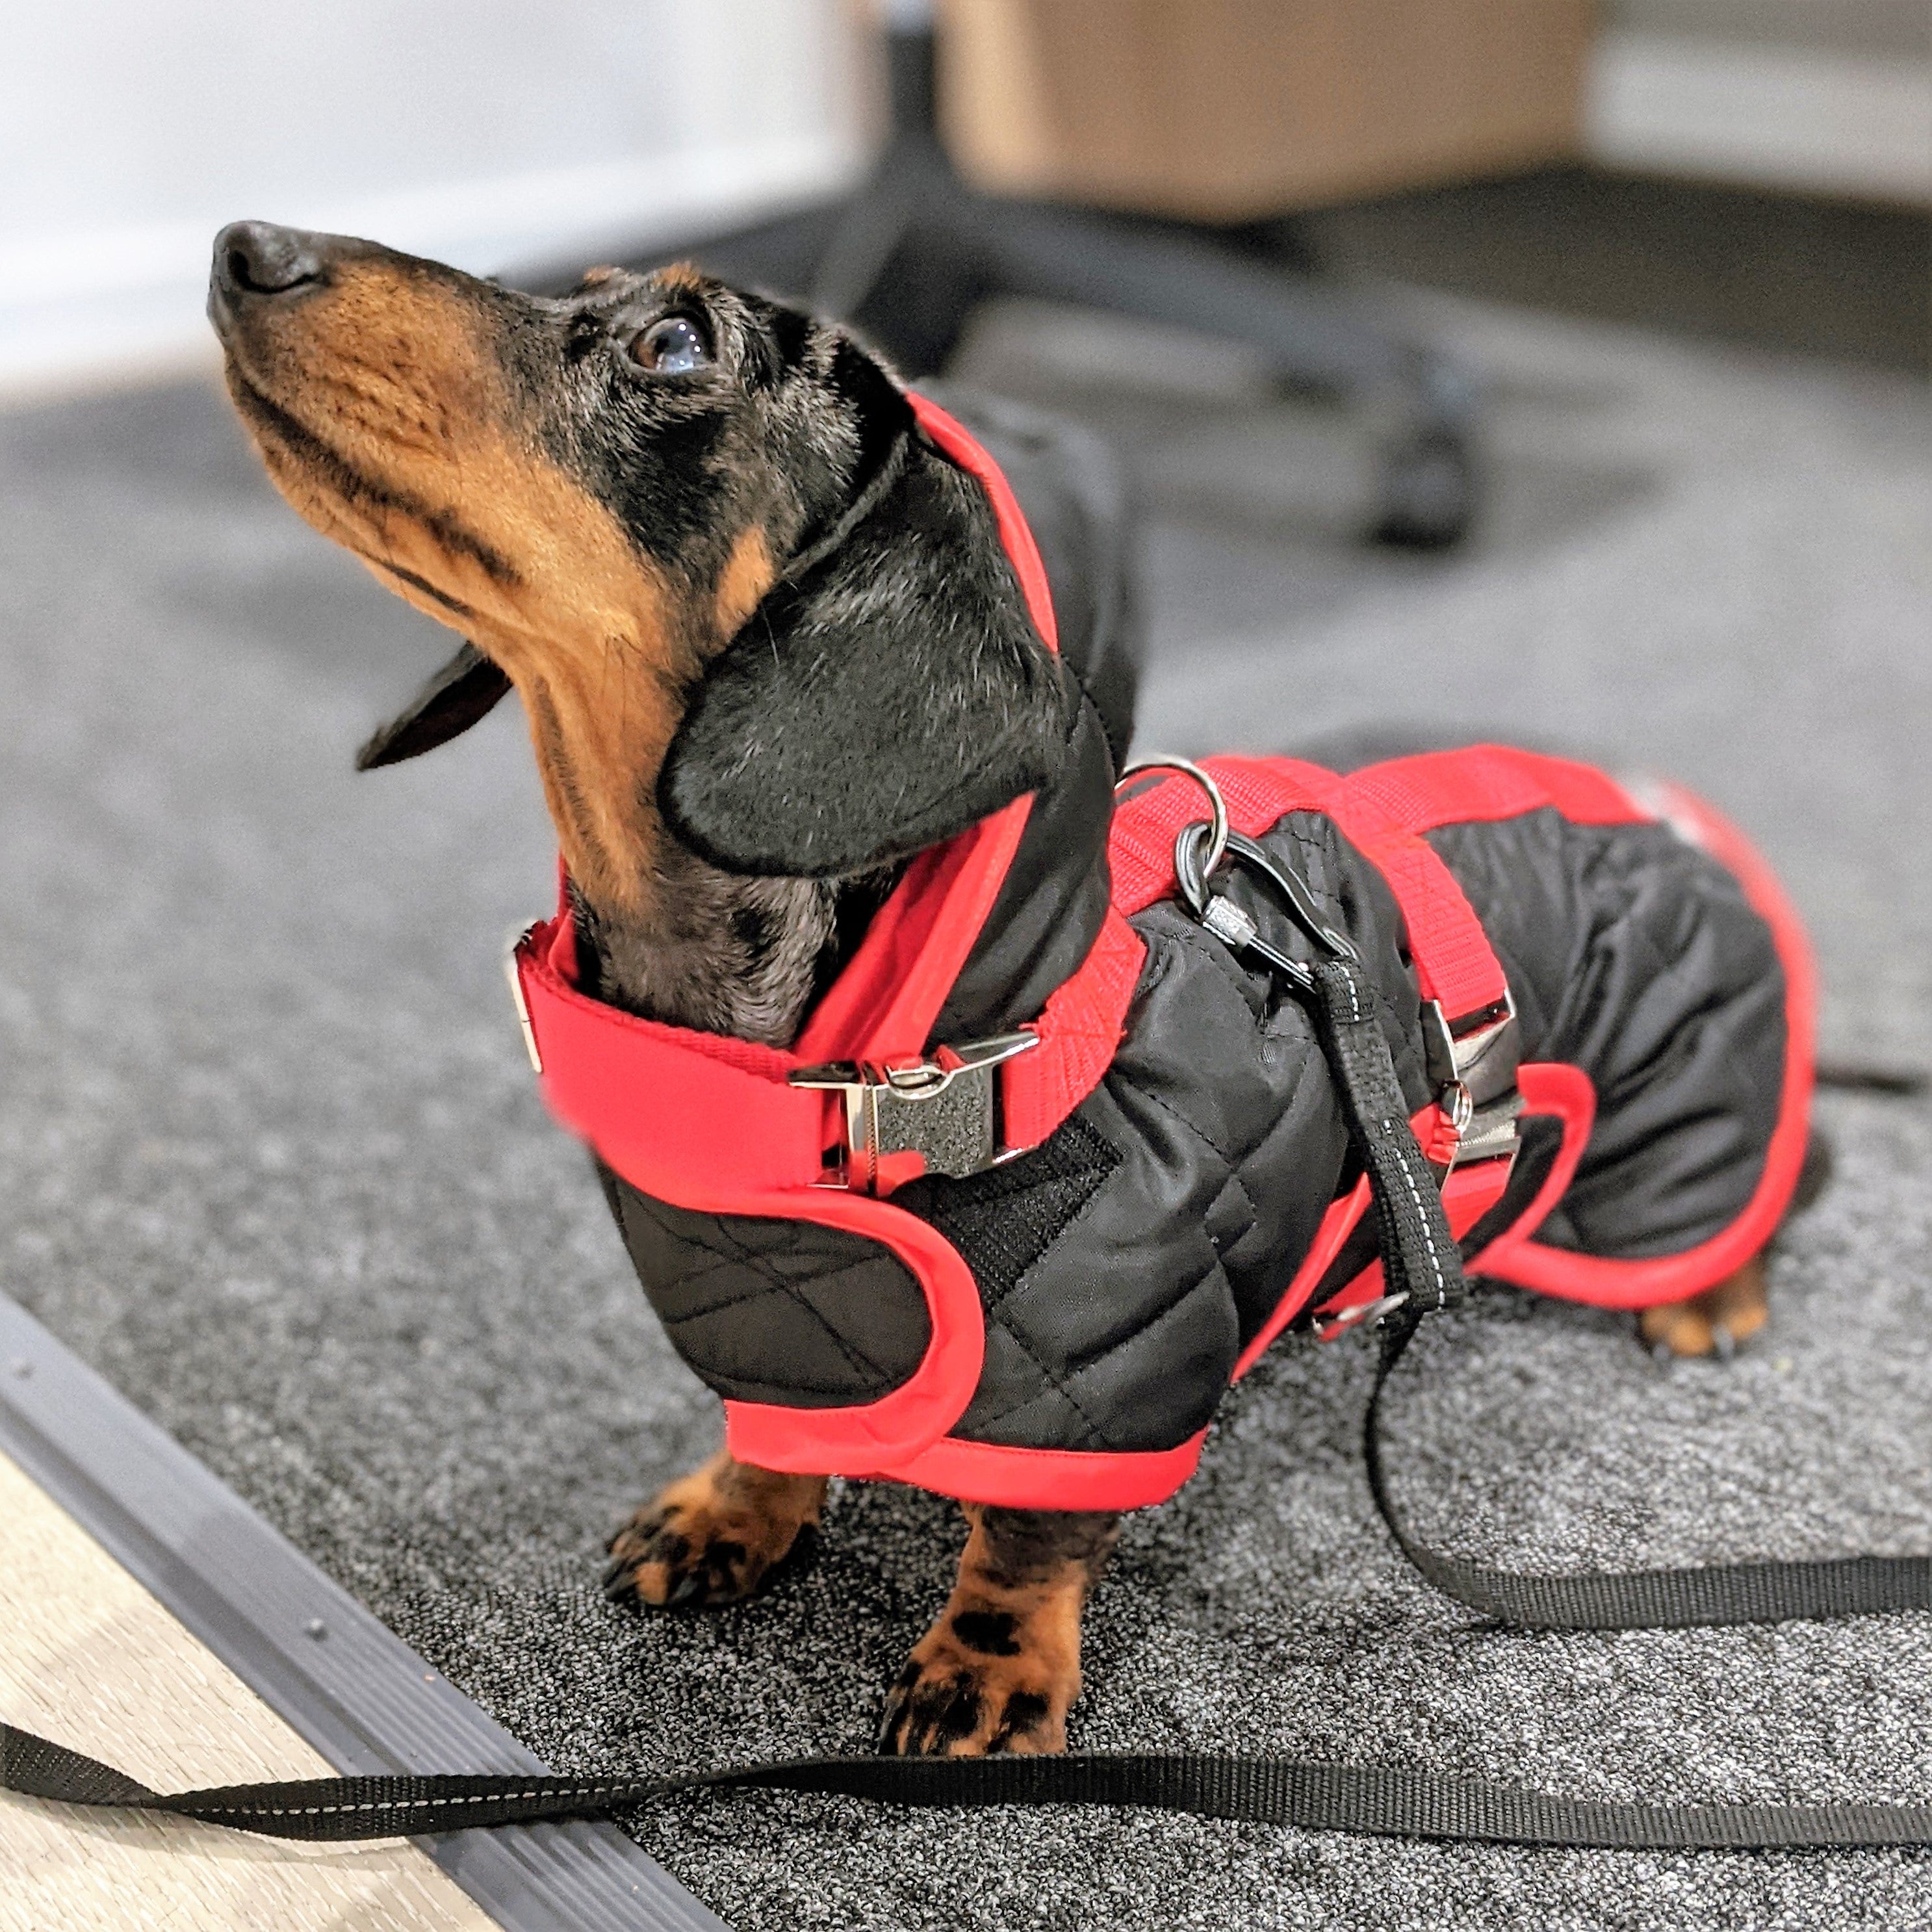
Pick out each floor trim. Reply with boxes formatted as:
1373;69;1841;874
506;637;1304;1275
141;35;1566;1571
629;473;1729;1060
0;1291;727;1932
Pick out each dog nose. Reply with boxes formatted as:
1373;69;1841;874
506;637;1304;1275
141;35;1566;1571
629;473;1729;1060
213;221;328;298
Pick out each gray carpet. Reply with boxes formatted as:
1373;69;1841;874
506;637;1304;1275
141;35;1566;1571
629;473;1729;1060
3;292;1930;1930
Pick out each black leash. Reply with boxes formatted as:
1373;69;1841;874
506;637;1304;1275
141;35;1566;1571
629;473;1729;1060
1366;1306;1932;1630
9;827;1932;1851
10;1718;1932;1849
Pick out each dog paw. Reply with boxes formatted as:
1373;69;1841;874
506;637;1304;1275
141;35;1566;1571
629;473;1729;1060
602;1452;823;1610
877;1614;1074;1757
1638;1257;1769;1359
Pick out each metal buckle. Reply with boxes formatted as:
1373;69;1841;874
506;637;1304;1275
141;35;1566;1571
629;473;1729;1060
1422;990;1522;1178
1313;1291;1410;1342
788;1032;1040;1193
503;923;543;1074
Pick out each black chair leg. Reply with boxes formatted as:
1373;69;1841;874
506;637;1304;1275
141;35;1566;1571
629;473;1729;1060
953;195;1480;548
584;23;1481;549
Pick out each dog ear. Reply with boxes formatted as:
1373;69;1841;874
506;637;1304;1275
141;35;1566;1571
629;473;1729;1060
354;642;513;771
659;370;1070;877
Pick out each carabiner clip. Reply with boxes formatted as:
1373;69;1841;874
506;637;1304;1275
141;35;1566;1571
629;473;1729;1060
1174;821;1359;972
1124;755;1359;987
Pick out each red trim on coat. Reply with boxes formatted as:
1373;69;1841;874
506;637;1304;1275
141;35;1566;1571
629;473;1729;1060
884;1428;1209;1512
1342;745;1644;836
790;795;1035;1065
1232;1178;1374;1378
1002;907;1145;1150
1464;1062;1597;1283
791;392;1063;1067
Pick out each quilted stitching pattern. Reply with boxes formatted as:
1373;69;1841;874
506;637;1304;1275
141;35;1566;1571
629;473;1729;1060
600;1167;931;1408
899;1116;1124;1447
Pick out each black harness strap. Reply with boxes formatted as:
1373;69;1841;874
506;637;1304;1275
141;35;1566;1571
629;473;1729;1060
1307;957;1465;1317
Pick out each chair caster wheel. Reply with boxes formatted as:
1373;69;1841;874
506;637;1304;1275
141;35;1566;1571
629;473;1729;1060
1369;426;1476;551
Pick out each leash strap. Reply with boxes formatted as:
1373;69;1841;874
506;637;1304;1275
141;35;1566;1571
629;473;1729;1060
6;1101;1931;1849
1306;957;1466;1317
9;1719;1932;1848
1366;1304;1932;1628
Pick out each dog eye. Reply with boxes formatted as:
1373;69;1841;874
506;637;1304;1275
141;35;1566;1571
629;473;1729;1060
630;316;709;375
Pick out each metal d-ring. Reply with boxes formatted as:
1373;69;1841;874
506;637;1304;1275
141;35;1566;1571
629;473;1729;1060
1117;756;1231;894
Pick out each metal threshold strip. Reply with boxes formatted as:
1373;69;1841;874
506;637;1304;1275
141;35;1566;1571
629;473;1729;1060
0;1291;726;1932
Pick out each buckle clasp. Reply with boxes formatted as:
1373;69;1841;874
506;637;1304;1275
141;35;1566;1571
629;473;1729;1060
1422;991;1523;1177
503;923;544;1074
1313;1291;1410;1341
788;1032;1040;1193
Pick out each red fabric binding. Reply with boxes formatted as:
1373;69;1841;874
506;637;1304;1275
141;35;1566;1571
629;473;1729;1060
1467;1062;1597;1282
1342;746;1643;837
1001;907;1144;1150
1224;751;1809;1407
888;1430;1209;1512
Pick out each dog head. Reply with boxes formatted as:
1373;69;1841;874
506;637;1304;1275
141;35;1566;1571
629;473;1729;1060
208;222;1067;910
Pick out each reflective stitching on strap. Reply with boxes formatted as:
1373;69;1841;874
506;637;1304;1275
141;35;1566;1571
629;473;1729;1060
1383;1116;1449;1306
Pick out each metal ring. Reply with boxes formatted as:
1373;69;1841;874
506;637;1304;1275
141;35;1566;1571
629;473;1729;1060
1118;756;1231;884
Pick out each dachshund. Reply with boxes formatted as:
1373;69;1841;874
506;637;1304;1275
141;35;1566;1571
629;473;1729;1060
207;221;1773;1758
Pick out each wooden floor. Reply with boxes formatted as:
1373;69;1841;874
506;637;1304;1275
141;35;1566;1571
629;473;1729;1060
0;1448;499;1932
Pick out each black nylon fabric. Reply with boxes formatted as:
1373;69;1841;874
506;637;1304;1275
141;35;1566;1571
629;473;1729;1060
14;1718;1932;1849
1430;809;1788;1260
939;807;1429;1454
597;1163;930;1408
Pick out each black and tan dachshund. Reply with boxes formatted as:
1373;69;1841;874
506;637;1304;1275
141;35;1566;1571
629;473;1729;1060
207;222;1769;1757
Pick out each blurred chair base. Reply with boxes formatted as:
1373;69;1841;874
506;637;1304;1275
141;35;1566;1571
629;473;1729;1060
612;29;1480;551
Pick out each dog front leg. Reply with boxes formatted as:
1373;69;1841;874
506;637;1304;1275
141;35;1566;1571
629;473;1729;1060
604;1449;827;1609
879;1504;1120;1757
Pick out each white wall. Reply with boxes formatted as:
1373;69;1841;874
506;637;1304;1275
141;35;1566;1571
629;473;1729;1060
1591;0;1932;203
0;0;870;397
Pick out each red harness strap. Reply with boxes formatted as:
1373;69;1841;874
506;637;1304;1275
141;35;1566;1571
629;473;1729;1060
1106;751;1521;1021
